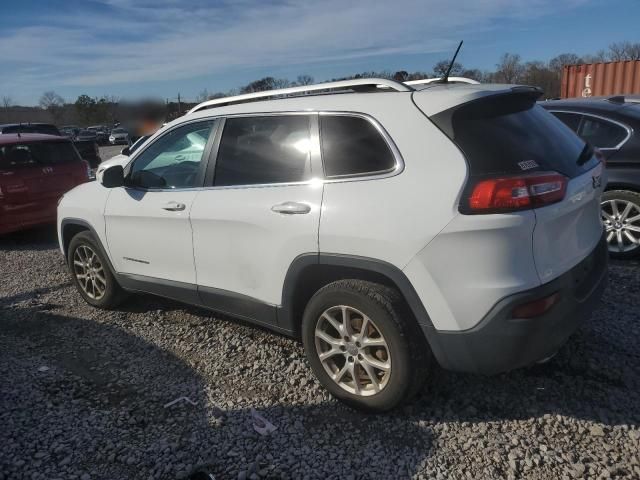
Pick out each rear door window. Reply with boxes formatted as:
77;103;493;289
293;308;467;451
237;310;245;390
320;115;396;177
213;115;312;186
578;116;629;148
432;94;599;178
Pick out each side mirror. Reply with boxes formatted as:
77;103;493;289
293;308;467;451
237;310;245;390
120;146;130;156
101;165;125;188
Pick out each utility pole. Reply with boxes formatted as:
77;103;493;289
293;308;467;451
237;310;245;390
177;93;181;114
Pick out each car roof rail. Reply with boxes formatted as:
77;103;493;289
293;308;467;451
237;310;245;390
187;78;413;114
404;77;480;86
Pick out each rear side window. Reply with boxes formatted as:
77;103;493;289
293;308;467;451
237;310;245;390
578;116;628;148
0;141;81;168
320;115;396;177
432;94;599;178
551;111;582;132
214;115;312;186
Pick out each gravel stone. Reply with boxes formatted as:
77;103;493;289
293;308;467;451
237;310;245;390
1;227;639;479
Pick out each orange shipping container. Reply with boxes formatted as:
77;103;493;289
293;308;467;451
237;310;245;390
561;60;640;98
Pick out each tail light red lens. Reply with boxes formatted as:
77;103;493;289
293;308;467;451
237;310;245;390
467;172;567;213
512;292;560;319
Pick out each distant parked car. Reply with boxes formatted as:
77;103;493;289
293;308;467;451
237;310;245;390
0;123;61;136
542;96;640;258
0;134;89;235
87;126;109;145
95;134;151;183
77;129;98;142
109;128;129;145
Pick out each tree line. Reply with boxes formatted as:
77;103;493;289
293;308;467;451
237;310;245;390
1;41;639;126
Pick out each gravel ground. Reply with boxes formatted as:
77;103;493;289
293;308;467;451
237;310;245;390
1;227;639;480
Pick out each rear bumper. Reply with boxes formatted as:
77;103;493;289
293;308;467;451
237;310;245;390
424;234;608;375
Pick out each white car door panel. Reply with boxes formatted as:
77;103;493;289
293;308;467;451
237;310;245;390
105;188;198;283
104;120;216;288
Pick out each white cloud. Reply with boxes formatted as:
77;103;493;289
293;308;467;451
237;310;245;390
0;0;590;101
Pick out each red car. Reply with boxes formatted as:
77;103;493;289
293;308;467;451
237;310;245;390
0;134;89;235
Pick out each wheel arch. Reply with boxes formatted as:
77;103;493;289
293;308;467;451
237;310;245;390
59;219;115;274
278;253;435;339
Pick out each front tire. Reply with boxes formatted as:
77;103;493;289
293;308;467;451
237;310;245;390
302;280;430;412
68;231;126;309
602;190;640;259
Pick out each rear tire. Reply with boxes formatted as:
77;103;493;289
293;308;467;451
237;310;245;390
602;190;640;259
68;231;127;309
301;279;431;412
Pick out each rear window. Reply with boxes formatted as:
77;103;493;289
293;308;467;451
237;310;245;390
320;115;396;177
1;124;60;136
432;94;599;178
0;141;81;168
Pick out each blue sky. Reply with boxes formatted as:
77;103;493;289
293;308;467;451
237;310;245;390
1;0;638;105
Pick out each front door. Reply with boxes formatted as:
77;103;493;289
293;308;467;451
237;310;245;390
190;114;323;326
104;120;216;292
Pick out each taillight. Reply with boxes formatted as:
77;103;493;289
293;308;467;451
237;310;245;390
465;172;567;213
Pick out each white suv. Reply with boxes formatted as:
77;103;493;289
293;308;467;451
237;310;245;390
57;79;608;411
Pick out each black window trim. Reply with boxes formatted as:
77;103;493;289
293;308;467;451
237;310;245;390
548;109;633;151
122;118;220;192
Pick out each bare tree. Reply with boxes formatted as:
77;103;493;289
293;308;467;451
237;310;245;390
2;96;11;109
433;60;464;77
494;53;525;84
39;91;65;123
608;41;640;61
581;50;608;64
296;74;314;86
196;89;210;102
548;53;582;73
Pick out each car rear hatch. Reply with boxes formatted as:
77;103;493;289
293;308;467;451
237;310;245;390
0;140;88;222
425;87;604;284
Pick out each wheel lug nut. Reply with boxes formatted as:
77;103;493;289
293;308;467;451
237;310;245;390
357;354;363;360
348;356;354;362
340;346;346;351
343;336;349;342
355;342;361;348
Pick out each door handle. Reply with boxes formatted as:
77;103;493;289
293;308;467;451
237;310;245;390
271;201;311;215
162;201;186;211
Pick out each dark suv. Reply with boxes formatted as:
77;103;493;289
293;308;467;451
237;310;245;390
542;96;640;258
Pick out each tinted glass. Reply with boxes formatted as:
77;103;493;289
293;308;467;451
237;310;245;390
320;116;395;177
0;141;81;168
130;121;213;189
1;124;60;136
551;111;582;132
433;94;599;178
578;116;628;148
214;116;312;186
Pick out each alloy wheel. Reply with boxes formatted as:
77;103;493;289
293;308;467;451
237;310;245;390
601;199;640;253
73;245;107;300
314;305;391;396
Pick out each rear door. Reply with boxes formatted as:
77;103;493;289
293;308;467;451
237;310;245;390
189;114;322;326
0;140;86;228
